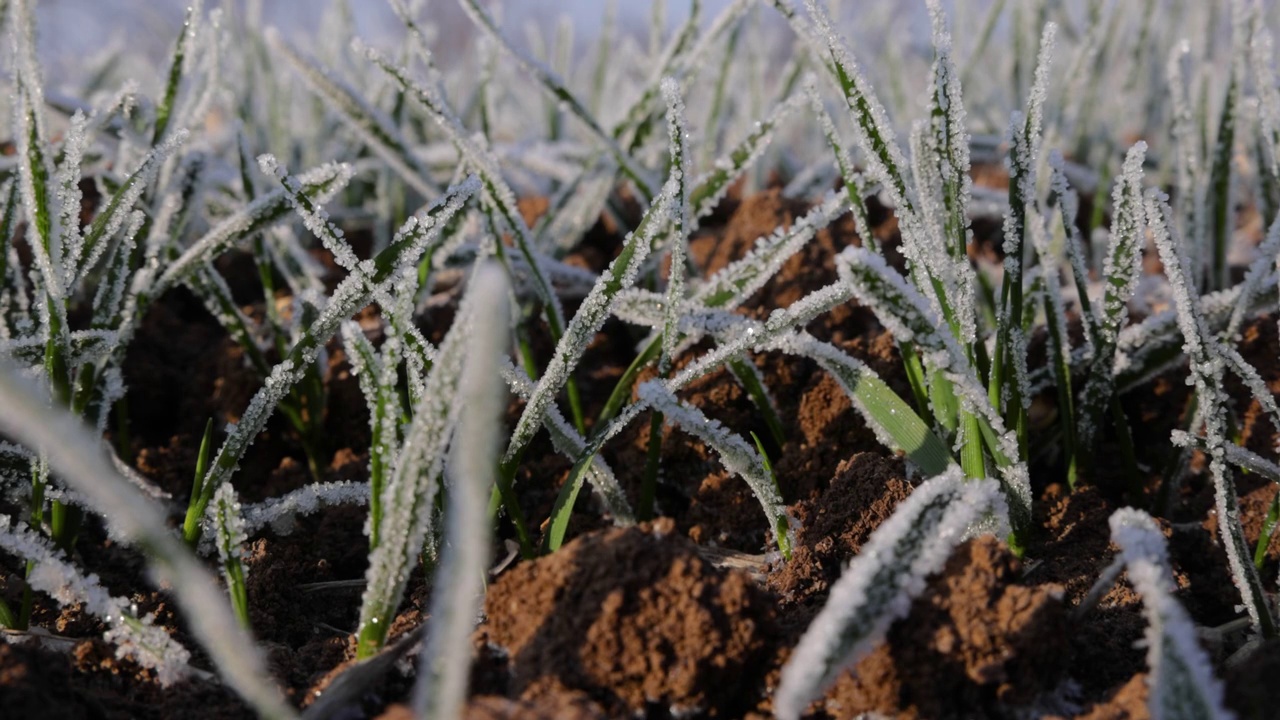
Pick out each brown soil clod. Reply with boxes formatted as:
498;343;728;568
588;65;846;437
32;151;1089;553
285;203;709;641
477;518;776;718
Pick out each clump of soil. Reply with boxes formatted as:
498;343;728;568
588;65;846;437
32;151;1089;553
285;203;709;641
476;518;776;717
768;452;915;623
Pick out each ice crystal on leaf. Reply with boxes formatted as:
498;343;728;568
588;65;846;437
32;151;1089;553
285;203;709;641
659;76;691;375
1105;509;1236;720
1145;190;1275;636
1077;142;1148;457
356;255;499;658
0;515;192;686
503;180;671;465
411;263;509;717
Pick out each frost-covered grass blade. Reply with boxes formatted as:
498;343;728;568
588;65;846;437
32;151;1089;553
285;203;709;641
775;470;1007;720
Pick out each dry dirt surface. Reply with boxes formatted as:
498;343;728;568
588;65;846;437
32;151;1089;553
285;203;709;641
1;183;1276;719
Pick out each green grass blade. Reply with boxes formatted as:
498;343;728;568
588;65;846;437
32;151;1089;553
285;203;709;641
355;259;500;659
1254;493;1280;570
1206;74;1237;292
72;130;187;287
637;380;792;558
157;162;354;295
409;264;507;718
805;79;876;251
502;178;671;472
1146;190;1276;637
153;2;199;144
209;481;251;629
990;22;1056;448
1031;212;1079;486
780;333;952;475
268;29;436;199
341;321;397;551
501;360;633;527
797;0;911;205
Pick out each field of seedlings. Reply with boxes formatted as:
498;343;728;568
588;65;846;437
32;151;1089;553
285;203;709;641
2;0;1280;717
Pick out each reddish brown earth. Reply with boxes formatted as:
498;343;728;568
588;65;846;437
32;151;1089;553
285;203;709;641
0;181;1276;718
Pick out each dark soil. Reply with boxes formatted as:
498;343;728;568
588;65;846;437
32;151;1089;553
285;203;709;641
1;179;1275;719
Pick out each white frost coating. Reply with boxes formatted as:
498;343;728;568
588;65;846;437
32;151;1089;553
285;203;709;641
341;319;401;524
196;177;479;524
1078;142;1148;455
801;0;912;207
1145;190;1273;634
660;76;690;374
611;288;666;328
210;481;250;580
1023;22;1057;175
920;0;978;345
503;181;670;464
669;280;854;392
0;365;296;719
258;154;359;272
358;42;568;333
157;162;355;294
1171;430;1280;484
908;121;978;348
91;210;145;326
266;28;436;199
74;130;189;287
1218;343;1280;437
234;481;369;539
501;361;634;524
1098;142;1149;352
1049;151;1099;357
775;471;1008;720
13;65;65;307
357;253;493;649
693;191;848;312
637;380;791;552
54;111;89;288
1106;509;1236;720
410;264;508;718
0;515;192;686
1116;276;1279;389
